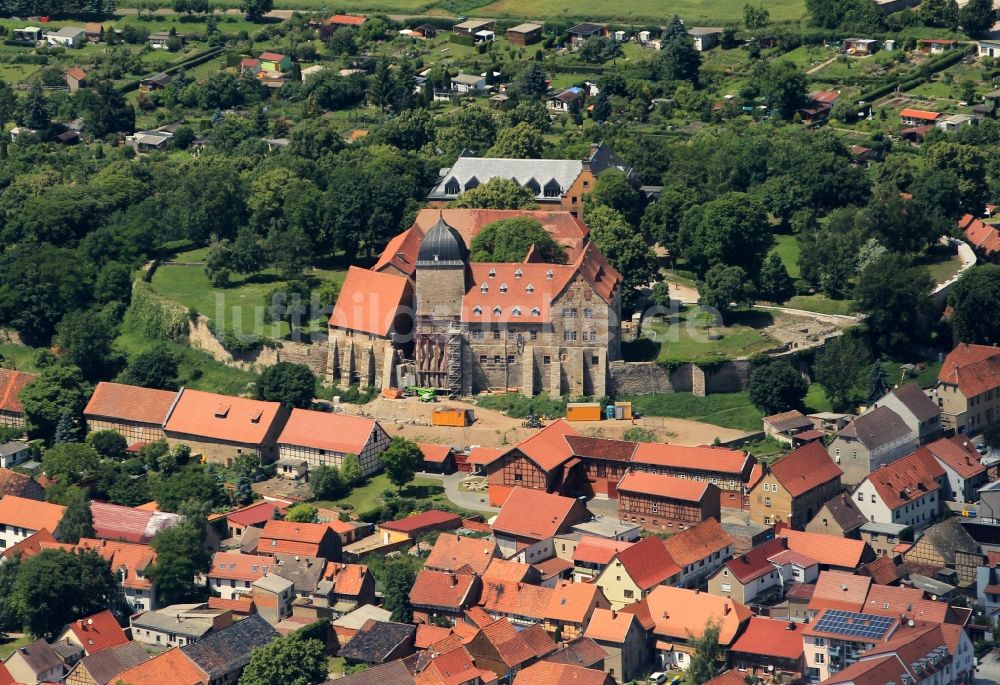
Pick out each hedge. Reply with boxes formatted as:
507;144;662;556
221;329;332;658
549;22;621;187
123;281;189;341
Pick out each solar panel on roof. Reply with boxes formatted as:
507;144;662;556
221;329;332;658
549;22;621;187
813;609;894;640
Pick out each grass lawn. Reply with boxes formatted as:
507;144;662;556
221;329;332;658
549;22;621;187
327;656;346;678
623;308;779;363
476;0;806;23
0;636;29;660
770;234;800;279
885;359;942;389
743;436;790;463
0;344;44;374
624;391;764;432
785;295;857;316
917;245;964;284
805;382;833;413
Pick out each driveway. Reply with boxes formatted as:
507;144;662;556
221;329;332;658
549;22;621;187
418;471;499;515
974;650;1000;685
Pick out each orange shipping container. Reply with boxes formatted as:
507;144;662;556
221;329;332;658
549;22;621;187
432;407;471;427
566;402;602;421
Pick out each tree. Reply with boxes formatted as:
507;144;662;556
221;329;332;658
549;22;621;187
750;60;807;120
256;362;315;409
981;421;1000;450
0;554;20;632
153;465;224;513
758;253;794;302
514;63;548;98
585;206;659;303
95;262;132;305
53;487;94;544
119;346;180;390
744;2;770;28
805;0;882;31
56;310;119;382
284;503;318;523
700;265;755;322
42;443;100;485
382;556;417;622
653;23;701;84
341;454;362;486
238;633;327;685
592;170;641;225
148;518;211;605
77;80;134;138
640;189;686;250
748;361;808;415
591;90;611;122
854;254;933;352
678;192;773;279
310;464;347;500
925;142;988;216
451;178;538;210
961;0;995;36
866;361;890;404
87;430;128;461
11;549;117;638
814;333;872;411
949;264;1000;345
688;620;722;685
920;0;960;28
265;225;314;280
470;218;567;263
241;0;272;20
53;411;80;445
379;437;422;494
19;82;49;130
487;122;544;159
20;365;91;443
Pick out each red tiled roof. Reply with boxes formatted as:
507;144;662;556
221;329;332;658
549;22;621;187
78;538;156;590
544;581;605;624
866;449;944;511
277;409;378;454
764;409;813;433
425;533;498;575
704;671;752;685
372;226;423;275
724;538;786;583
730;616;804;659
207;596;255;614
90;501;180;544
259;51;286;60
0;468;43;499
924;435;985;479
491;487;585;541
616;470;712;501
614;535;680;590
329;13;366;25
208;551;272;581
584;607;637;643
322;562;370;596
859;556;901;585
899;108;941;120
779;529;869;569
240;57;259;67
414;623;453;649
938;343;1000;396
513;661;608;685
960;215;1000;256
64;609;128;654
631;443;750;475
419;443;452;463
506;420;577;472
479;579;551;620
767;548;817;569
115;647;207;685
767;441;842;497
466;446;503;466
65;66;87;80
163;388;284;446
646;586;751;645
225;500;289;528
808;570;872;612
329;266;411;337
381;509;462;534
0;663;13;685
410;569;479;610
482;559;534;583
0;495;64;533
564;435;637;462
478;617;556;666
572;536;633;565
0;368;37;414
663;518;733;567
259;519;330;556
84;382;178;425
1;528;55;560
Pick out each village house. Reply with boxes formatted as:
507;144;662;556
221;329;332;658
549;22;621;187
64;642;149;685
180;613;279;684
563;436;634;498
663;518;735;589
491;487;590;560
630;443;756;511
645;585;751;671
900;108;943;127
0;495;65;551
514;661;612;685
975;551;1000;614
827;405;918;485
616;471;720;531
802;607;899;681
251;573;294;624
748;441;844;530
162;388;289;465
859;521;909;558
450;73;488;93
130;603;233;649
216;500;288;541
852;448;946;530
902;517;980;587
207;551;272;600
77;538;159;612
465;616;556;682
484;421;581;506
567;22;607;46
808;570;872;616
0;368;37;429
806;492;869;539
507;23;543;46
4;638;68;684
931;343;1000;433
871;383;942;444
958;214;1000;261
65;67;87;92
47;26;86;48
594;535;679;609
762;409;814;444
276;409;389;477
0;463;39;495
113;647;207;685
419;442;454;472
424;532;500;575
921;436;987;503
728;616;805;682
779;529;875;572
547;87;584;112
410;569;482;625
56;609;129;658
564;535;633;581
708;538;790;605
257;519;341;560
89;501;180;545
541;580;610;640
583;607;648;683
340;620;416;666
306;561;375;617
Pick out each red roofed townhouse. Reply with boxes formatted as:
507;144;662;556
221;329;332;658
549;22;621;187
748;441;843;530
485;420;581;506
424;532;500;575
919;435;986;503
595;535;680;609
570;535;634;581
900;108;942;126
629;442;756;511
327;266;414;391
77;538;159;612
162;388;289;465
564;435;636;497
1;528;56;560
513;661;613;685
779;529;875;572
0;468;44;500
90;501;181;544
465;617;557;682
645;585;751;671
84;381;179;447
478;579;553;626
258;519;340;560
707;538;790;604
663;518;734;588
113;646;208;685
276;408;389;477
414;645;497;685
0;368;37;429
418;442;455;473
318;561;376;614
207;552;273;600
808;570;872;615
853;448;946;531
931;342;1000;433
491;487;590;559
410;569;482;625
616;471;721;532
541;580;610;640
730;617;805;681
379;510;462;543
56;609;129;656
0;495;65;551
218;500;288;540
958;214;1000;261
584;607;649;682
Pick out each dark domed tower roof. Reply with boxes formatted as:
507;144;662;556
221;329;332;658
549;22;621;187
417;215;467;268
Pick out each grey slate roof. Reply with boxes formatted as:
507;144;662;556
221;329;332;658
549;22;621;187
14;638;64;675
839;405;914;449
885;383;940;423
909;517;978;564
53;26;85;38
417;216;467;268
568;22;606;36
429;157;583;201
76;641;149;685
0;441;29;457
339;620;416;664
818;493;868;533
273;553;324;594
322;660;415;685
180;613;279;679
542;637;607;668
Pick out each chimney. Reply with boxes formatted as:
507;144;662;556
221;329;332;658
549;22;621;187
724;603;731;616
611;610;617;619
694;588;700;595
451;574;458;587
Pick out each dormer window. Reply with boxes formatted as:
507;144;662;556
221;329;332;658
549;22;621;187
215;403;230;418
525;178;540;195
526;283;534;293
493;306;502;316
464;176;479;191
488;269;496;278
531;307;540;316
473;306;482;316
481;283;488;293
512;306;522;316
543;179;561;198
251;410;263;424
514;269;522;278
445;178;460;195
500;283;508;293
545;269;554;279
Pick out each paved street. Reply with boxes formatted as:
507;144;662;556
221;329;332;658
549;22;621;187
974;650;1000;685
417;471;499;515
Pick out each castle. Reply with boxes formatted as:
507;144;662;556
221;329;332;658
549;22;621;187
327;209;623;397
